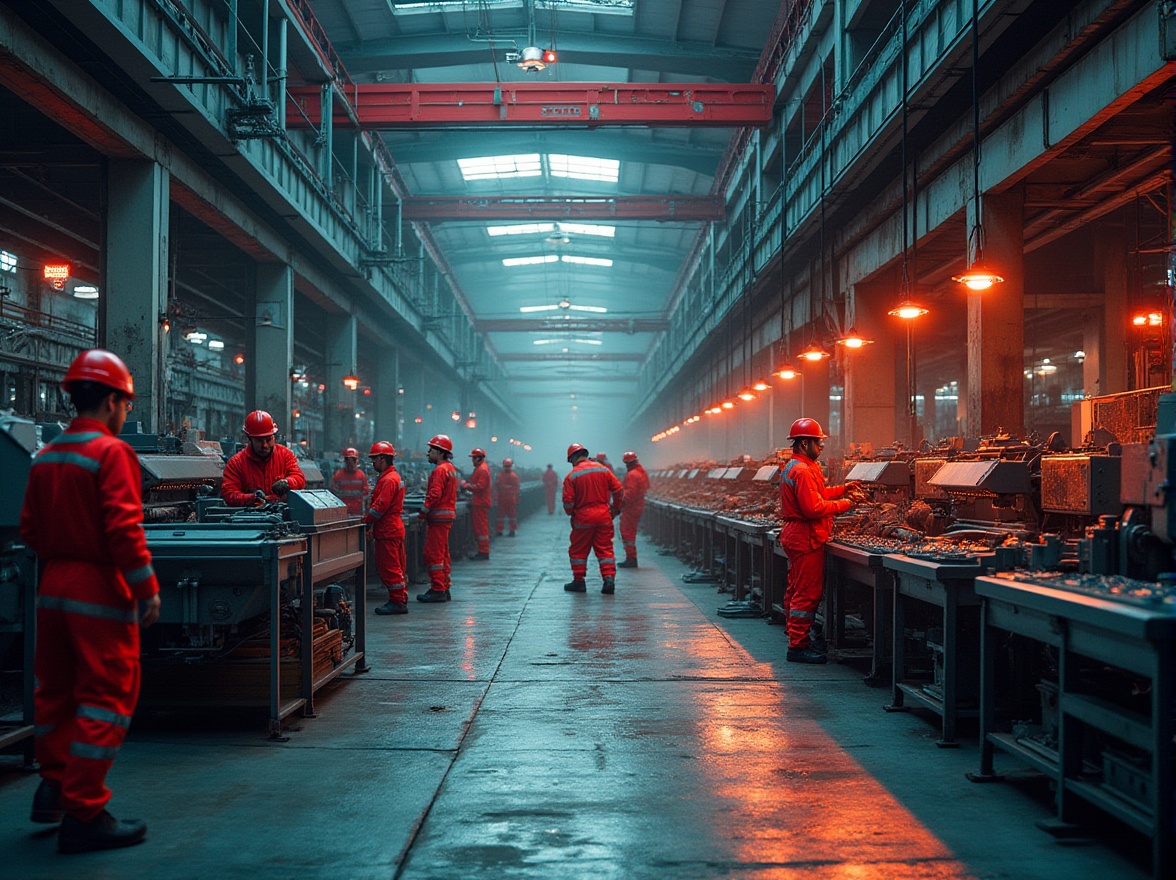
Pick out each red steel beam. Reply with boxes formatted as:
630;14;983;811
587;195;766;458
402;196;723;222
288;82;774;129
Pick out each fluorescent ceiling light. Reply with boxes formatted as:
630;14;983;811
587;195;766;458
559;223;615;237
561;255;612;267
184;331;207;344
72;285;99;299
518;304;608;314
390;0;519;13
488;223;555;237
459;154;541;181
533;338;603;346
549;154;620;183
503;255;559;267
207;339;225;351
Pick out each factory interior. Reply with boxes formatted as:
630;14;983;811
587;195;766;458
0;0;1173;877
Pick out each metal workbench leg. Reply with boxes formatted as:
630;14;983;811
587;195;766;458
968;598;1002;780
937;591;959;748
885;582;908;713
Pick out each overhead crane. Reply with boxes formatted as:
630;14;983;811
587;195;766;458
286;82;774;129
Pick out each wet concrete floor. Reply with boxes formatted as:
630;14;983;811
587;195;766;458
0;509;1151;878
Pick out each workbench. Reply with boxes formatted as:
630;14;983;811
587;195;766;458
826;541;893;683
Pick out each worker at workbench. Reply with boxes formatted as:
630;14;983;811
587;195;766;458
220;410;306;506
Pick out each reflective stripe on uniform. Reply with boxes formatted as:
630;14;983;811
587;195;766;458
37;595;137;623
789;609;814;618
32;451;101;473
368;508;385;519
69;742;119;760
781;459;800;487
47;432;104;445
77;703;133;728
123;563;154;584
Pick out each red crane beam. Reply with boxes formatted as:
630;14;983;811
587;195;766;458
401;196;723;222
287;83;774;129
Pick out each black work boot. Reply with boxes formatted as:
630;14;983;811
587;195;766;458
508;530;516;537
58;810;147;854
417;589;451;603
786;647;827;665
601;576;616;595
467;552;490;561
564;578;586;592
374;600;408;615
30;779;62;824
617;559;638;569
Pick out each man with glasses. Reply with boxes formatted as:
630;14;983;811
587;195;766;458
778;418;860;664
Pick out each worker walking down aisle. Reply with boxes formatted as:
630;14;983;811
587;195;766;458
418;435;458;603
562;443;624;595
617;451;650;568
495;458;521;537
365;441;408;615
542;463;559;514
463;447;492;560
330;448;369;517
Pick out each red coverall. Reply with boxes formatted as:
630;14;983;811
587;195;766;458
563;461;624;579
494;469;521;535
620;463;650;563
778;454;851;649
465;461;492;555
330;465;369;517
19;417;161;822
220;444;307;505
421;460;458;592
364;465;407;604
542;467;559;514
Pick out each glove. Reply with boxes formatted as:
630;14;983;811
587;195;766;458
272;479;289;495
253;489;267;505
609;506;621;519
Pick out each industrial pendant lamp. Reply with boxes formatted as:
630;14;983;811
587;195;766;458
835;326;874;349
953;0;1003;293
799;339;831;362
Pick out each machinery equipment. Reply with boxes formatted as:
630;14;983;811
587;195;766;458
0;415;35;761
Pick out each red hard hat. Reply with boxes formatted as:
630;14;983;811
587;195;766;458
369;440;396;457
566;443;588;462
61;349;135;399
428;434;454;453
788;417;827;439
342;447;359;458
622;451;638;463
595;452;607;461
470;447;486;458
244;410;278;437
502;458;513;468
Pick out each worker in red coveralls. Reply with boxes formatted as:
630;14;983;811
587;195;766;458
364;441;408;615
617;451;650;569
494;458;521;537
330;447;369;517
417;434;458;603
20;349;159;854
542;464;559;514
778;418;859;664
462;447;492;560
220;410;306;506
562;444;624;595
594;451;616;475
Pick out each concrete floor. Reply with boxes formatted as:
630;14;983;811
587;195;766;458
0;510;1151;879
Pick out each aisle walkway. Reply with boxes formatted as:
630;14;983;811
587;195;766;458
0;510;1147;878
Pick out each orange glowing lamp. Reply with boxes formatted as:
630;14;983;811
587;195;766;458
342;374;360;391
43;263;70;290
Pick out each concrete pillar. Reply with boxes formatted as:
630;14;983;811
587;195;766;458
966;190;1025;437
801;363;831;446
1097;224;1129;394
844;274;902;448
918;377;938;445
324;313;358;454
374;346;400;448
252;263;293;440
400;356;425;454
101;160;168;432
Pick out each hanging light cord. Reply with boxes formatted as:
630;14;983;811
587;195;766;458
971;0;982;264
